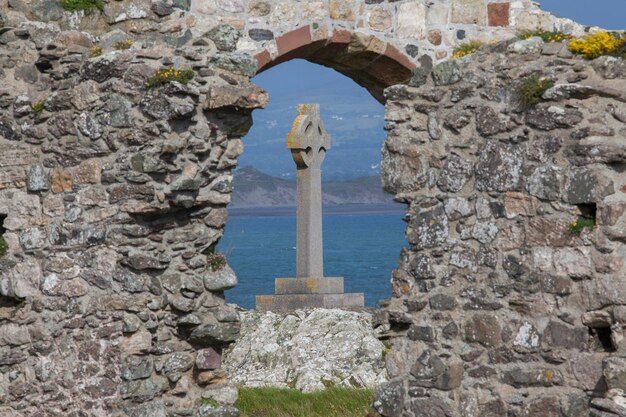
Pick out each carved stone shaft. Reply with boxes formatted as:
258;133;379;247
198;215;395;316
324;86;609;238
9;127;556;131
286;104;331;278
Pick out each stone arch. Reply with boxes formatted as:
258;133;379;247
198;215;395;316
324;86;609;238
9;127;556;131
254;26;416;102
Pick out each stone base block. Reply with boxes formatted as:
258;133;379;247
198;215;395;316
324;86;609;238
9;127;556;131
275;277;344;295
256;293;364;314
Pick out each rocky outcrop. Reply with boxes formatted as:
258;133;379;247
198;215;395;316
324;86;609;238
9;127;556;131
223;309;388;392
376;38;626;417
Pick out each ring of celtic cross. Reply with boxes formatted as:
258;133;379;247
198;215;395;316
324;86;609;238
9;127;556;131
286;104;331;169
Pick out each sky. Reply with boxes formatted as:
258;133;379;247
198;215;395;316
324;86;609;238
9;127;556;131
538;0;625;30
237;2;625;180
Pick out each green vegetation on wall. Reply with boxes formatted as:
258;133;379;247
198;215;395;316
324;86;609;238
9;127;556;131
59;0;104;12
517;74;554;109
567;216;596;235
207;252;227;271
227;387;376;417
146;67;195;88
517;29;571;43
0;236;7;257
452;40;483;59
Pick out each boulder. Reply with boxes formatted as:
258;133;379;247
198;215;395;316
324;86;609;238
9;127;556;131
223;309;388;392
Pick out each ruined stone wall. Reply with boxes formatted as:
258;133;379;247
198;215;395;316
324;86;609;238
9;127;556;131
0;15;269;417
375;43;626;416
2;0;590;100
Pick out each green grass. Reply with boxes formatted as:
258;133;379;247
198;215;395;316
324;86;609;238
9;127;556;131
229;387;376;417
60;0;104;11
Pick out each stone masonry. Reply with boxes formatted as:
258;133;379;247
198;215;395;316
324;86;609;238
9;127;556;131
3;0;593;102
0;1;623;416
375;43;626;417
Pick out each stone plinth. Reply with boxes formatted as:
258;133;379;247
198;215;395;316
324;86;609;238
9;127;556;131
256;277;364;314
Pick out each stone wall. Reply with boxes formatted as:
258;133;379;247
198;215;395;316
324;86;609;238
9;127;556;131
375;42;626;416
0;1;623;416
0;14;268;417
2;0;589;100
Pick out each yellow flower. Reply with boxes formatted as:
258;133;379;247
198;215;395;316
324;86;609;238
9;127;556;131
569;31;625;59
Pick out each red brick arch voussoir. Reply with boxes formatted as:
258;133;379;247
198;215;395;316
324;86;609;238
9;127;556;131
254;26;417;103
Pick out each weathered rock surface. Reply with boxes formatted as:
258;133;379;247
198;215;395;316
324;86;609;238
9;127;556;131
376;43;626;417
223;309;388;392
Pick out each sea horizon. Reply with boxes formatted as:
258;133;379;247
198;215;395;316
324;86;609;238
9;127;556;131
220;203;408;309
228;202;406;218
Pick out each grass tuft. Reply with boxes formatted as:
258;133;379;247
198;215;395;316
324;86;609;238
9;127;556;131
567;215;596;236
113;39;134;50
32;99;47;115
232;387;376;417
517;29;572;43
207;252;227;271
0;236;7;257
60;0;104;12
517;74;554;109
146;67;195;88
452;40;483;59
201;398;220;408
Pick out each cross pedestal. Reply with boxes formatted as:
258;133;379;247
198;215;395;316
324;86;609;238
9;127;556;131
255;104;364;314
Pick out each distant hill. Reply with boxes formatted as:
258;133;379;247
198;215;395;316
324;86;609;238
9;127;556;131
231;167;393;208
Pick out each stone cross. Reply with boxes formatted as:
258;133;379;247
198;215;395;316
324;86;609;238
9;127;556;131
255;104;363;313
286;104;330;278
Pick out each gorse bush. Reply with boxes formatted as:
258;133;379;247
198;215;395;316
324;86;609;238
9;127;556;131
569;31;626;59
517;74;554;109
60;0;104;12
452;40;483;59
146;67;195;88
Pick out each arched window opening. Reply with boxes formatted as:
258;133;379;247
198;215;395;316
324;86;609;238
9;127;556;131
218;59;406;309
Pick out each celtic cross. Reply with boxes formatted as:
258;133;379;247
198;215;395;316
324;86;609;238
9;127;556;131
286;104;331;278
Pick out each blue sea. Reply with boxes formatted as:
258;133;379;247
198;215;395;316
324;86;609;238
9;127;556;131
218;204;407;309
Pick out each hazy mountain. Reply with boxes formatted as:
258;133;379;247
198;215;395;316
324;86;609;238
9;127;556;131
231;167;393;208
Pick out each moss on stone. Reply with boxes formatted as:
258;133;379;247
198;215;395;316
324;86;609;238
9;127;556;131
0;236;7;257
60;0;104;12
